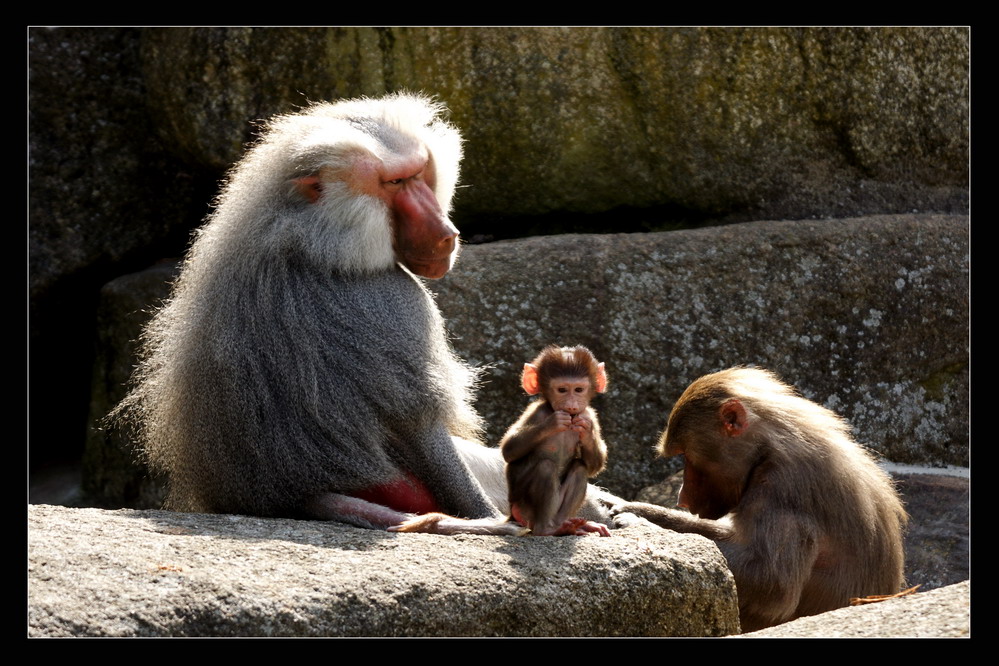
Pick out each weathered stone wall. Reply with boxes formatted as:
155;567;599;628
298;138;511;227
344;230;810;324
31;26;969;481
32;27;969;293
133;27;970;225
433;215;968;497
85;214;968;505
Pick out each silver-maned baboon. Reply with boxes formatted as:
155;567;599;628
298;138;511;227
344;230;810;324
611;367;907;631
113;93;520;534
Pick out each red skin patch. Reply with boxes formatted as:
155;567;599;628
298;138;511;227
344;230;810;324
511;502;527;527
354;474;442;514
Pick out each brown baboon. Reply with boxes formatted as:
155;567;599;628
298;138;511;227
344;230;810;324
612;367;907;631
501;345;610;536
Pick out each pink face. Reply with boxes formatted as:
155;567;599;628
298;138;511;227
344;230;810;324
363;153;458;279
521;358;607;414
677;453;740;520
385;172;458;278
296;150;459;279
543;377;594;415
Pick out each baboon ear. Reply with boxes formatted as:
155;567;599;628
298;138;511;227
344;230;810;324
719;399;749;437
594;362;608;393
293;175;323;203
522;363;541;395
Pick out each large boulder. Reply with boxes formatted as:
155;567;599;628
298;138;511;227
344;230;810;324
30;27;968;468
27;504;738;637
741;580;969;638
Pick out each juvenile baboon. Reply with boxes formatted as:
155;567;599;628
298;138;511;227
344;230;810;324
612;367;907;631
501;345;610;536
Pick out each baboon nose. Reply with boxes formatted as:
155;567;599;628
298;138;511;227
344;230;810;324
438;230;457;254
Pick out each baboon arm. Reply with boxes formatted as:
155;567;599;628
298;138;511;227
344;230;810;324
305;492;523;536
499;402;552;463
500;424;548;463
610;501;734;540
406;425;504;521
305;493;418;529
577;410;607;476
389;512;529;536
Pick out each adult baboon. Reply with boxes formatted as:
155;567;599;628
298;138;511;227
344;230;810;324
114;94;519;534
